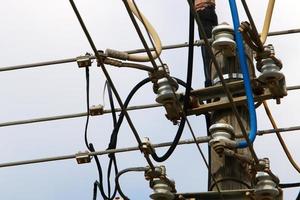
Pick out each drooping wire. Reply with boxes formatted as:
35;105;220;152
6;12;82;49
123;0;186;162
126;2;224;197
228;0;257;148
84;67;91;150
240;0;300;174
69;0;156;170
263;101;300;174
92;81;120;200
115;167;148;200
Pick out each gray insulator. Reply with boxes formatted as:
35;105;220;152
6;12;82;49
258;58;284;83
212;23;236;56
209;123;236;154
150;179;175;200
255;172;279;200
155;78;178;104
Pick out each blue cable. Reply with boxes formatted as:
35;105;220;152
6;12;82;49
228;0;257;148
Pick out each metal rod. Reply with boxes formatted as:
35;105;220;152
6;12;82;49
1;83;299;128
1;28;298;73
0;124;299;168
267;28;300;37
257;125;300;136
0;103;161;128
0;136;211;168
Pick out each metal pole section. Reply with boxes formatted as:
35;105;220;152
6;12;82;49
0;103;161;127
209;45;255;190
0;28;299;72
0;125;297;168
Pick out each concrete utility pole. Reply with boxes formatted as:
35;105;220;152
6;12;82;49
209;31;255;191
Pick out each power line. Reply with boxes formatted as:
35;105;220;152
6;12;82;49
0;125;299;168
0;28;299;73
0;103;161;127
0;84;299;128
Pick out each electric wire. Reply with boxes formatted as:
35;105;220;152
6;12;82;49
279;182;300;189
123;2;224;197
228;0;258;149
121;0;158;69
92;81;119;200
125;0;162;62
82;66;116;199
263;101;300;173
84;67;91;149
241;0;300;174
0;124;299;169
115;167;148;200
69;0;155;169
186;119;224;200
1;28;299;73
124;0;187;163
260;0;275;44
186;0;259;163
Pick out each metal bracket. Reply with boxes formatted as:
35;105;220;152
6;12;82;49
75;151;91;164
76;53;92;68
141;137;156;155
187;79;287;116
89;105;104;116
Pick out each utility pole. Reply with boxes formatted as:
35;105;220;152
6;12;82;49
208;26;255;191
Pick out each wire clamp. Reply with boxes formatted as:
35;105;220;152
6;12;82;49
141;137;156;155
76;53;92;68
89;105;104;116
75;151;91;164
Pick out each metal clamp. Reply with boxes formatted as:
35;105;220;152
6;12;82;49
75;151;91;164
76;53;92;68
212;73;243;85
141;137;156;155
145;165;166;180
89;105;104;116
149;65;170;84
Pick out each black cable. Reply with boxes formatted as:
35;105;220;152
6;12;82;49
69;0;156;169
84;67;91;150
107;78;151;152
240;0;264;50
115;167;148;200
150;1;195;162
279;182;300;189
92;81;120;200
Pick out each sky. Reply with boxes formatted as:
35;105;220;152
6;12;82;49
0;0;299;199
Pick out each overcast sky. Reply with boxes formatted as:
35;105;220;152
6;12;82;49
0;0;299;199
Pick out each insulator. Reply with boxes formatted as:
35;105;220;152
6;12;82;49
258;58;284;83
209;123;236;156
255;172;279;200
212;23;236;57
